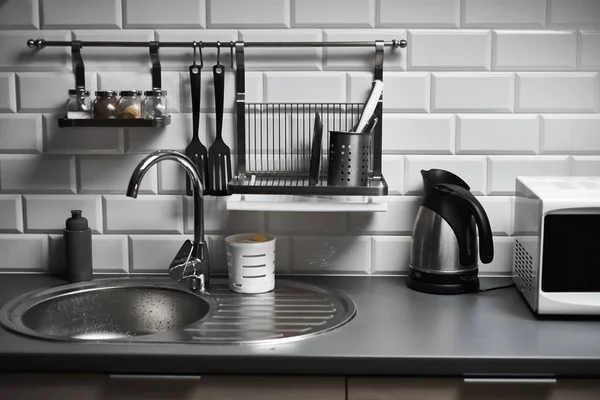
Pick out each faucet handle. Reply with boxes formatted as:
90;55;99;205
169;240;209;290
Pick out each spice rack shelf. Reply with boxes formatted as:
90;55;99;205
57;116;171;128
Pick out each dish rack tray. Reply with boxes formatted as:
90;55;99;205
230;41;387;196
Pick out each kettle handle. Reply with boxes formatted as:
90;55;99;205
436;184;494;264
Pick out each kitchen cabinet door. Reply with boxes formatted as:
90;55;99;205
0;373;105;400
104;375;346;400
348;377;600;400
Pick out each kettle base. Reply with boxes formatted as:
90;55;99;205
407;269;480;295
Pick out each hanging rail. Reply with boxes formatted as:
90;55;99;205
27;39;407;49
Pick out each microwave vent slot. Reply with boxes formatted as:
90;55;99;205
514;240;534;293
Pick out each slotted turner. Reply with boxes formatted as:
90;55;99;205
207;63;232;196
185;63;209;196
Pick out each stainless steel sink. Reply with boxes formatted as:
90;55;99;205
0;278;356;345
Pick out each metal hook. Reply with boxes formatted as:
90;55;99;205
192;41;197;66
216;41;221;65
199;41;204;68
230;41;234;69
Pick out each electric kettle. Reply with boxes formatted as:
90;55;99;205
408;169;494;294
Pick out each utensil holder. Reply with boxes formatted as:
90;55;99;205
225;233;276;294
327;131;372;187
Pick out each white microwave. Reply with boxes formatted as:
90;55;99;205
513;176;600;315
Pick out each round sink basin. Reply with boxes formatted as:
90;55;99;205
1;278;356;344
1;280;210;341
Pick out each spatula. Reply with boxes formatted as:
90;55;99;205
185;63;209;195
207;63;232;196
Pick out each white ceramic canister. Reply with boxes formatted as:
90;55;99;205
225;233;276;294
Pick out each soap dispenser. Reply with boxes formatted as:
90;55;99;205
64;209;93;282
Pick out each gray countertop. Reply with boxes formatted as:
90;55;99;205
1;274;600;377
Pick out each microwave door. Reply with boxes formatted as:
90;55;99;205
541;214;600;293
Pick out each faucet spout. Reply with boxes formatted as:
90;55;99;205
126;150;209;290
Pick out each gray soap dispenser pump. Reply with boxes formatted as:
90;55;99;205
64;209;93;282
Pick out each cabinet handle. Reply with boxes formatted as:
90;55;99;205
464;378;556;384
109;374;202;381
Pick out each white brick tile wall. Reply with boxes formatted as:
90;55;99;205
541;115;600;154
47;234;64;273
40;0;122;29
408;30;492;70
123;0;205;29
382;114;455;154
185;197;265;234
382;155;404;194
0;1;597;276
156;30;238;70
17;72;97;112
493;31;577;70
378;0;459;28
290;236;371;274
478;196;512;235
98;71;180;113
0;194;23;232
158;159;186;194
0;155;76;193
0;73;16;112
0;234;48;271
207;0;290;28
24;195;103;233
578;31;600;70
0;114;42;153
43;114;124;154
180;71;263;113
129;235;191;272
104;195;184;233
74;31;156;71
91;235;129;272
265;72;345;102
350;196;421;234
323;30;407;70
432;73;514;112
78;155;157;194
405;155;487;194
571;156;600;175
487;156;570;195
456;115;539;155
126;114;201;153
0;0;39;29
462;0;546;28
0;31;71;71
240;30;322;70
479;237;514;275
294;0;374;28
50;234;129;273
516;72;599;112
371;236;411;274
266;212;346;234
347;72;430;112
547;0;600;29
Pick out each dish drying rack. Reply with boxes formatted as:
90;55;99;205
231;40;393;197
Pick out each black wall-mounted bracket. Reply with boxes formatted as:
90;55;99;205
71;40;85;90
149;41;161;89
371;40;384;178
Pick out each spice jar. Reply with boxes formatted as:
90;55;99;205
116;90;142;119
142;89;168;119
66;88;92;119
93;90;118;119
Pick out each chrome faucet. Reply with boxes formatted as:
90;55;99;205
126;150;209;292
